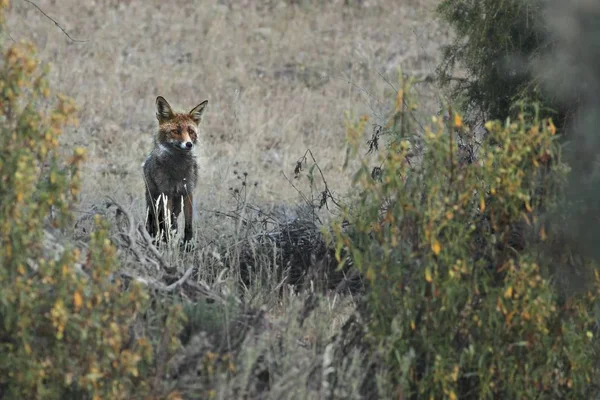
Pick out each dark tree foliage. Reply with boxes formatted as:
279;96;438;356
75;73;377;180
437;0;574;129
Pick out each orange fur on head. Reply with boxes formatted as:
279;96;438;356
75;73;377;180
155;96;207;146
157;116;198;145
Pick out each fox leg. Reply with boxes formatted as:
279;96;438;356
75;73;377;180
150;193;169;243
171;195;183;234
183;193;194;244
146;192;159;239
162;195;175;242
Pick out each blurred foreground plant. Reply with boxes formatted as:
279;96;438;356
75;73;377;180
333;71;600;399
0;4;185;399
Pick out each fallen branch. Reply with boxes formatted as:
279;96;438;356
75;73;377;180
164;266;194;292
138;224;174;274
107;198;146;266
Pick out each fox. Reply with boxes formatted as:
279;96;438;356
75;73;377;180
143;96;208;246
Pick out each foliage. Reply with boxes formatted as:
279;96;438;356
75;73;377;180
0;4;184;399
333;73;600;399
436;0;574;128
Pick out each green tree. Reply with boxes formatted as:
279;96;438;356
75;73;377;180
437;0;574;130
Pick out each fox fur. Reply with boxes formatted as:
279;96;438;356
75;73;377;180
143;96;208;245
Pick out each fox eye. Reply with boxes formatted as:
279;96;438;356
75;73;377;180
187;127;195;135
174;127;182;135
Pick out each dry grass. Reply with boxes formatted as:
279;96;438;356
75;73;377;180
6;0;451;213
6;1;454;396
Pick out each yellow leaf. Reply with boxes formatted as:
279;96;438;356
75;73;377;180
451;365;460;382
505;311;515;326
454;113;463;128
410;320;416;330
504;286;513;299
425;267;432;283
431;240;441;256
587;331;594;339
540;226;547;241
480;196;485;212
394;89;404;114
73;290;83;311
167;392;184;400
449;390;457;400
548;120;556;135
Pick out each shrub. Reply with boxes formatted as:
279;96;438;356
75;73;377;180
0;5;182;399
333;74;600;398
436;0;574;130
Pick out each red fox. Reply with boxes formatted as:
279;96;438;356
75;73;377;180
143;96;208;246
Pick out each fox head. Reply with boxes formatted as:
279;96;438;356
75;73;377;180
155;96;208;152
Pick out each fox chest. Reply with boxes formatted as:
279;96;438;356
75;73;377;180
147;158;198;197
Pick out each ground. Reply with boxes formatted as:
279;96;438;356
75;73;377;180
3;2;467;397
5;3;454;395
7;0;451;217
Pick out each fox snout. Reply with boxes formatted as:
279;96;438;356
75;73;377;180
168;135;195;151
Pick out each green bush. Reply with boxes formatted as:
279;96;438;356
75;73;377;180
436;0;574;129
0;5;184;399
333;75;600;399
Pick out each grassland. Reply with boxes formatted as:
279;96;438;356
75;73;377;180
4;1;454;397
7;0;451;209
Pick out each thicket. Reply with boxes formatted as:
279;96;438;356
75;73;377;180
0;3;185;399
436;0;600;276
5;0;600;399
329;1;600;398
335;75;600;398
436;0;574;130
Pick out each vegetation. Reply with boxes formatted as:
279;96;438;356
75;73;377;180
0;4;186;398
334;74;600;398
436;0;574;131
2;0;600;399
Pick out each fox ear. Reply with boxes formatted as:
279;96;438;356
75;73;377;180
156;96;174;122
189;100;208;125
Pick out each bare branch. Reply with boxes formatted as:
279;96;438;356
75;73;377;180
164;266;194;292
138;224;174;274
23;0;88;43
107;197;146;265
120;268;231;305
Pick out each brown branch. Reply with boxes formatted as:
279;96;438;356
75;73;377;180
107;198;146;265
120;266;192;293
23;0;88;43
138;224;174;274
163;266;194;292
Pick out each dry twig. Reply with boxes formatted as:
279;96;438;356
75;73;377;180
23;0;88;42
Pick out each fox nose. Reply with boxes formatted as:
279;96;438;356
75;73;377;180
185;142;193;149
